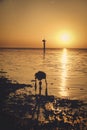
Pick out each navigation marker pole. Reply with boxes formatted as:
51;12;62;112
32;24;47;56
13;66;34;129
42;39;46;53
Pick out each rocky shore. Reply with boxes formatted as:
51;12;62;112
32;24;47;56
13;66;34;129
0;76;87;130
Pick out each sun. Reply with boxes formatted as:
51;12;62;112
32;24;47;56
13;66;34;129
55;30;74;48
59;33;71;43
60;33;70;42
58;31;73;47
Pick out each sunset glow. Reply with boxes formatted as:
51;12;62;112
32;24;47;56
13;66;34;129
0;1;87;129
0;0;87;48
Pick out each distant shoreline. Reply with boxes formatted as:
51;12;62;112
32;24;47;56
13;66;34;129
0;47;87;50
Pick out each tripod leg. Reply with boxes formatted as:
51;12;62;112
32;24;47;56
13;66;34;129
45;79;48;96
35;79;37;95
39;80;42;95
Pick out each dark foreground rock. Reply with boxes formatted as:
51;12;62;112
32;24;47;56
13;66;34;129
0;76;87;130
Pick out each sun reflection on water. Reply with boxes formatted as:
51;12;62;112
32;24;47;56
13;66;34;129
60;48;69;97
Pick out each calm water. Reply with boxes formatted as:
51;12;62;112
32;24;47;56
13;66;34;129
0;48;87;100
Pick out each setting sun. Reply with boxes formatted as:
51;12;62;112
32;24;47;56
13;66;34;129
59;31;73;44
60;33;70;43
55;31;74;48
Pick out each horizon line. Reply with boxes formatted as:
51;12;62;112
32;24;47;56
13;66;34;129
0;47;87;49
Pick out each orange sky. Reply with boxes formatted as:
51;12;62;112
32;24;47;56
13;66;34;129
0;0;87;48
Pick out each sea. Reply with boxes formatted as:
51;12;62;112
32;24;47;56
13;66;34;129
0;48;87;101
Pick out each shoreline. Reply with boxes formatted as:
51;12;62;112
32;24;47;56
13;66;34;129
0;76;87;130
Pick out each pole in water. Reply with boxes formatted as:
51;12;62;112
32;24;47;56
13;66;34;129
42;39;46;53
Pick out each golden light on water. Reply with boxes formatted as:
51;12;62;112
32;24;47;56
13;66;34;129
60;48;69;97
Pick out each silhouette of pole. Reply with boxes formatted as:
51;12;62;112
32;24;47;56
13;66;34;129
42;39;46;53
